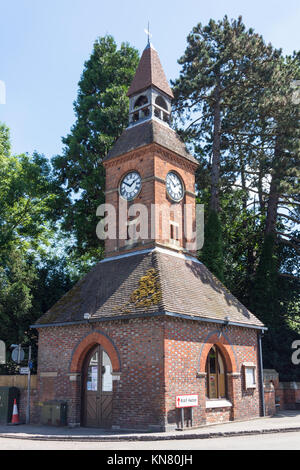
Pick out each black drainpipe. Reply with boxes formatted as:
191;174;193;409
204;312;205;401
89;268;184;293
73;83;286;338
258;330;266;416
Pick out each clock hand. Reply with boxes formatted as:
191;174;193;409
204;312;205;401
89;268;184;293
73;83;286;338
170;182;178;192
129;177;139;187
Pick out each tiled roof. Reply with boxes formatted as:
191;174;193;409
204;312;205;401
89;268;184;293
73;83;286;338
104;119;198;164
35;248;264;329
156;250;263;327
127;44;174;99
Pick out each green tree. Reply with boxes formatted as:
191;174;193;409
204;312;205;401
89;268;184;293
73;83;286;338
250;55;300;377
172;16;275;280
0;127;61;252
0;249;36;346
52;36;139;261
173;17;300;379
201;209;224;282
0;123;62;370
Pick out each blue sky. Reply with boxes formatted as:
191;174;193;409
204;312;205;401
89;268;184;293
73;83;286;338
1;0;300;159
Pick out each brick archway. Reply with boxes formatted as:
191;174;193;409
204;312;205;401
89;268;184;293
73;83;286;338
70;331;121;373
199;332;238;373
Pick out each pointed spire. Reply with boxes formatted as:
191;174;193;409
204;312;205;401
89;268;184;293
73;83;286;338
127;44;174;99
144;22;151;46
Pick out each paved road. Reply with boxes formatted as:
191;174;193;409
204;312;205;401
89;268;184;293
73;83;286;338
0;432;299;450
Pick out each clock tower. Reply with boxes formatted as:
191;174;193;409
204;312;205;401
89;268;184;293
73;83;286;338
103;42;198;257
35;40;265;433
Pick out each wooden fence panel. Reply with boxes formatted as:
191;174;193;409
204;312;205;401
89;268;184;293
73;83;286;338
0;375;37;389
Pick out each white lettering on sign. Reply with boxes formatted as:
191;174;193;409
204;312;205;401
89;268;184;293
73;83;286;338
176;394;199;408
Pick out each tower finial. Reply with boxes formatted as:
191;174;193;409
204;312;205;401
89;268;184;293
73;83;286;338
144;22;152;46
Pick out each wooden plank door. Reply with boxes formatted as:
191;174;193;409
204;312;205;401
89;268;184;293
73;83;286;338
82;346;113;428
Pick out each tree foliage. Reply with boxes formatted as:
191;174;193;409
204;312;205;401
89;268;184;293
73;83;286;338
52;36;139;260
0;27;299;381
173;16;300;379
0;123;69;370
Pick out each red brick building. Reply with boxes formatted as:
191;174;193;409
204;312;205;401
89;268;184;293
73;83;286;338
33;41;266;431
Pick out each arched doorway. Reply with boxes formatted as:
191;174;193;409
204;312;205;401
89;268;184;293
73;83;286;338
82;345;113;428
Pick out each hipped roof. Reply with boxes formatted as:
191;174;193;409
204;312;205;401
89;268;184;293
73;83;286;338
104;119;198;164
34;248;264;330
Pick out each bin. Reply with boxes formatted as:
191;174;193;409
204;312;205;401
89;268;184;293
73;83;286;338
0;387;20;423
40;401;52;425
41;401;67;426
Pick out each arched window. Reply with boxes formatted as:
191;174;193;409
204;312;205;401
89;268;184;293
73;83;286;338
134;95;148;109
206;346;226;399
155;95;168;110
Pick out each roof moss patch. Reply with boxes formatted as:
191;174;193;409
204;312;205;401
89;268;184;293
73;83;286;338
130;268;162;308
113;268;162;315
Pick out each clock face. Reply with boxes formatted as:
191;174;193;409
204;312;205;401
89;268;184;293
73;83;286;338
166;172;184;202
119;171;142;201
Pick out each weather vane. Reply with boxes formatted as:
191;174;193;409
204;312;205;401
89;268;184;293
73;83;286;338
144;22;152;45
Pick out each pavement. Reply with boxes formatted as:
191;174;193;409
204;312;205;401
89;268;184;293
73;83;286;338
0;410;300;442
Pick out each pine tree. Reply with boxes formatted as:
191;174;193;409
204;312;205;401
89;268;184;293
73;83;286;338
52;36;139;260
172;16;275;281
201;209;224;281
173;17;300;378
